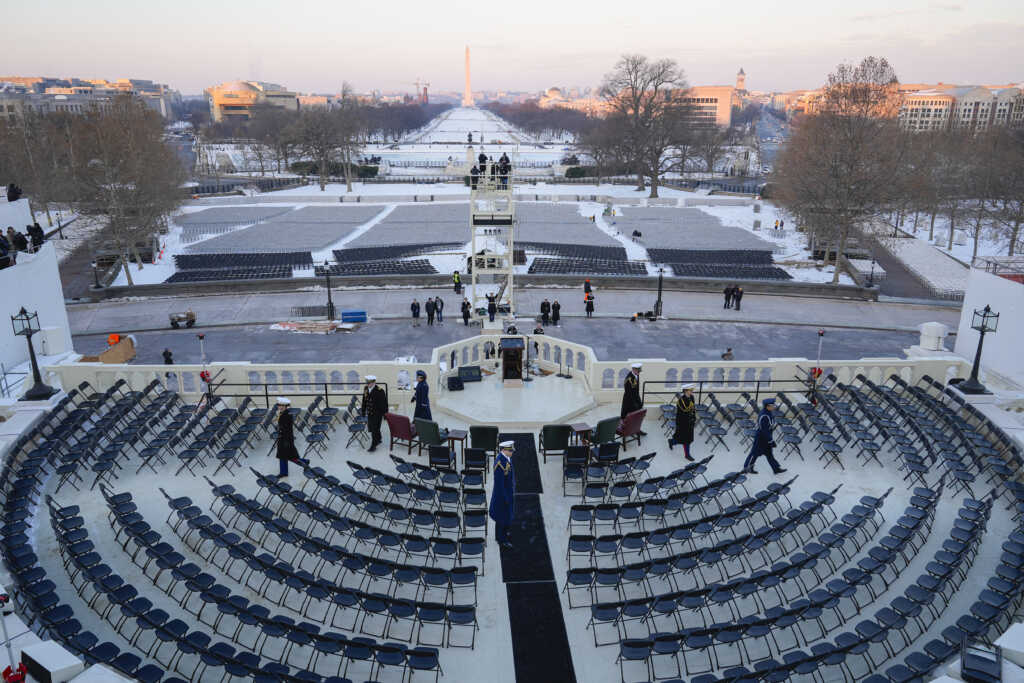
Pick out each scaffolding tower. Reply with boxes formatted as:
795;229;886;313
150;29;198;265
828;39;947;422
468;162;515;329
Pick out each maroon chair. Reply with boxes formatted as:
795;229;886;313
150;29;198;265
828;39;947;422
616;408;646;450
385;412;419;454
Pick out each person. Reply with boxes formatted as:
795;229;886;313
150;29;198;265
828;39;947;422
470;165;480;190
583;279;592;296
621;362;643;418
163;348;174;365
29;222;44;251
489;157;496;181
585;294;594;319
533;324;544;335
461;298;471;326
412;370;431;421
540;299;550;325
425;297;435;326
489;440;516;548
721;348;734;361
734;286;744;311
484;340;495;359
453;270;462;293
6;183;23;202
487;294;497;323
6;227;22;257
506;324;518;335
0;231;12;266
667;384;696;461
551;300;561;326
467;132;473;144
361;375;387;452
779;219;785;230
774;220;779;231
435;296;444;324
723;285;733;309
742;398;787;475
478;151;487;169
411;299;421;327
274;397;300;478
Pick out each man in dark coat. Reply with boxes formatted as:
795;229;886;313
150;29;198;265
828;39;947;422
489;441;516;548
478;151;488;169
411;299;421;327
434;296;444;323
723;286;733;309
734;287;744;311
274;397;300;477
29;222;44;250
461;297;471;326
425;298;435;326
621;362;643;418
411;370;431;421
540;299;550;325
162;348;174;365
470;165;479;190
361;375;388;452
551;300;561;326
667;384;696;461
585;294;594;318
486;294;497;322
743;398;786;475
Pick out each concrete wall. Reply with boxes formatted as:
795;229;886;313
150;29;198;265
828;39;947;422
954;268;1024;384
0;198;33;231
0;243;73;372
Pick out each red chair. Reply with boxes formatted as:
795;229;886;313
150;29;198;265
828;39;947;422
385;413;419;454
616;409;646;450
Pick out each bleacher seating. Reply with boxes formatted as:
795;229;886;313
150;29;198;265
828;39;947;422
528;258;647;276
332;243;463;264
164;266;293;283
174;252;313;271
648;248;775;266
315;259;438;277
519;242;629;261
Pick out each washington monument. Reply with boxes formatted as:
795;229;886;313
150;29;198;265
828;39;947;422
462;45;474;107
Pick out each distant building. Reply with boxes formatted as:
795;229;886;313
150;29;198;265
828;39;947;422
897;85;1024;132
683;86;739;127
0;75;180;118
735;68;746;93
205;80;298;122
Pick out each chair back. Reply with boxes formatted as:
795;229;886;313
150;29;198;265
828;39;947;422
541;424;572;452
428;445;454;470
415;419;442;446
464;448;487;471
385;413;413;440
595;441;620;465
619;409;646;437
566;445;589;465
470;425;499;453
593;417;619;444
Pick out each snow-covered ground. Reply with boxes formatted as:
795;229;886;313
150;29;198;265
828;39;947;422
30;212;103;264
899;211;1023;265
886;238;969;297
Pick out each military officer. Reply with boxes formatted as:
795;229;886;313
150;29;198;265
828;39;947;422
742;398;787;475
489;440;516;548
667;384;697;462
411;370;432;421
621;362;644;418
361;375;388;452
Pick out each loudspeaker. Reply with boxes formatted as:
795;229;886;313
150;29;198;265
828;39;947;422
458;366;482;383
447;376;464;391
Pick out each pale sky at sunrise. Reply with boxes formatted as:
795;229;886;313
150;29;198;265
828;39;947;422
3;0;1021;95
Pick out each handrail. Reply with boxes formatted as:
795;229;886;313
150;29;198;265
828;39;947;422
641;377;818;406
208;380;389;409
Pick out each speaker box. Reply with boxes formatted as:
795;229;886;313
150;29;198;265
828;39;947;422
458;365;482;383
20;641;84;683
447;376;464;391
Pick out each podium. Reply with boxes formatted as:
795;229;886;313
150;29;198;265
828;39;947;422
500;337;524;386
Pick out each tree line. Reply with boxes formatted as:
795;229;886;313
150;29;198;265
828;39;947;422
773;56;1024;284
0;94;184;285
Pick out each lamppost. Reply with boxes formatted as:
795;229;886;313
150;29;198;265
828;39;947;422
11;308;58;401
323;261;336;321
867;244;876;288
959;305;999;394
90;260;102;290
654;267;664;318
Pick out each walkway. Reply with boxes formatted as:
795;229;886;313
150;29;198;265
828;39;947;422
66;287;961;337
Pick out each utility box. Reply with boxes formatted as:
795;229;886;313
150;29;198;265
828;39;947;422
38;327;67;356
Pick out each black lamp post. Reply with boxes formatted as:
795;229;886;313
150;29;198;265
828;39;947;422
959;305;998;394
654;267;664;318
11;307;58;401
90;260;102;290
323;261;336;321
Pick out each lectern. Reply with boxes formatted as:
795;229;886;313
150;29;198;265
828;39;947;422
500;337;524;386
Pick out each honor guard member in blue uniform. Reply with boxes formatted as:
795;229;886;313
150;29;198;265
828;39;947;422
361;375;387;452
274;397;300;478
411;370;432;421
743;398;787;475
489;441;516;548
667;384;697;462
621;362;644;419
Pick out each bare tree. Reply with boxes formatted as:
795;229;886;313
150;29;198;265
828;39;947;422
695;127;729;177
990;127;1024;256
69;95;185;285
578;113;630;185
600;54;693;198
773;57;906;283
295;107;344;191
334;85;365;193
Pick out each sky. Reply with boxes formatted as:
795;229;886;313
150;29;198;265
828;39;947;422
2;0;1022;95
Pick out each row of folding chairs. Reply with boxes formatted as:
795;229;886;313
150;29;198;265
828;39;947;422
91;491;451;681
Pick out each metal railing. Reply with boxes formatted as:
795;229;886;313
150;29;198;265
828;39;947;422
207;380;388;410
642;376;828;406
0;363;28;399
972;256;1024;279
